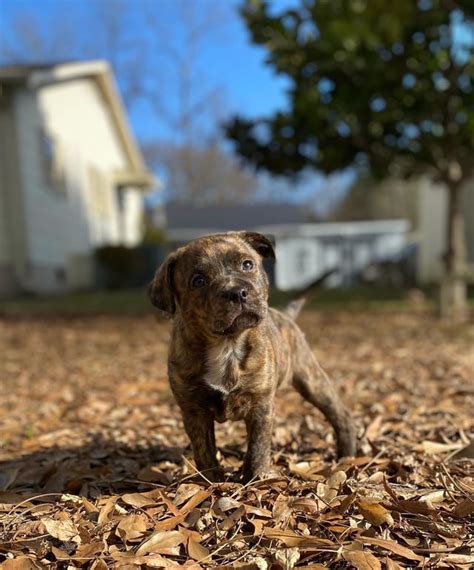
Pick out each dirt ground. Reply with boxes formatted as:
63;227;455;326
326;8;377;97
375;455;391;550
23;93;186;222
0;310;473;568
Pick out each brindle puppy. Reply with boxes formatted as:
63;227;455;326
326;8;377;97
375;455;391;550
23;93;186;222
149;232;356;482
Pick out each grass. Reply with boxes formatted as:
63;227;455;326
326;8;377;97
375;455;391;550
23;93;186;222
0;285;444;317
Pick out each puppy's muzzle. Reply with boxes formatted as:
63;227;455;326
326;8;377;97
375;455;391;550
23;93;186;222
220;285;249;304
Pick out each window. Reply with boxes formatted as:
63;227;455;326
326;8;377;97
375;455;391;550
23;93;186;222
296;247;309;273
40;129;67;195
88;167;109;216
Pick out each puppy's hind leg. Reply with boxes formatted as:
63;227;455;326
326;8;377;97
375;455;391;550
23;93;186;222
292;353;356;458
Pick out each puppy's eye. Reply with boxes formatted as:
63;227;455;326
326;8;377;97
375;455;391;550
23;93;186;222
191;274;206;288
242;259;254;271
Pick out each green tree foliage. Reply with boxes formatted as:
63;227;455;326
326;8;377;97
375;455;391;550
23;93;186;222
226;0;473;181
225;0;473;318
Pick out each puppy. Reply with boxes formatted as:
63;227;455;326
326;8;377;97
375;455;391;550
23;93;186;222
149;232;356;482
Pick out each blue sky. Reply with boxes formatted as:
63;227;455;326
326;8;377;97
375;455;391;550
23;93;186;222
0;0;294;142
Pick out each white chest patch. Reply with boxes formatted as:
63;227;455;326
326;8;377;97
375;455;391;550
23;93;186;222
204;338;244;391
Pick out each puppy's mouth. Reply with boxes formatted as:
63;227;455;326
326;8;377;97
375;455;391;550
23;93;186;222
218;309;262;336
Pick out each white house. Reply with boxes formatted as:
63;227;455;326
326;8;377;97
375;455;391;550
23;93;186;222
164;203;410;290
0;60;155;297
260;220;410;290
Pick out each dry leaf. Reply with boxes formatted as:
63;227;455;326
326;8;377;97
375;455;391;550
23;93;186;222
1;558;42;570
360;537;424;562
116;514;148;542
357;499;394;526
135;530;186;556
220;505;246;530
327;470;347;490
263;528;335;548
384;558;404;570
272;495;292;523
452;498;474;517
122;492;158;508
437;554;474;565
290;497;318;514
188;537;210;562
213;496;242;515
274;547;300;570
419;490;445;504
365;415;383;441
42;517;81;544
97;496;117;524
418;440;464;455
90;560;109;570
343;549;382;570
74;541;104;560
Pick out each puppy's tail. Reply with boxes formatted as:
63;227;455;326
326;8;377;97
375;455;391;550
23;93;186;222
284;298;306;320
282;268;337;321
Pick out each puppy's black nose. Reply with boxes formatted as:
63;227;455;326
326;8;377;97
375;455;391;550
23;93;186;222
222;286;248;303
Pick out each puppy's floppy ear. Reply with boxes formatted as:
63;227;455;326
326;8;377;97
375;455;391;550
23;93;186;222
240;232;276;260
148;252;178;316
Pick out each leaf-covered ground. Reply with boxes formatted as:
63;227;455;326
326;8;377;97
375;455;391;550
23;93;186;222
0;310;473;568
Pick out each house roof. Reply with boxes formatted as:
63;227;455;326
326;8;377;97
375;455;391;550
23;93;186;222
164;201;410;241
0;60;155;189
165;202;308;239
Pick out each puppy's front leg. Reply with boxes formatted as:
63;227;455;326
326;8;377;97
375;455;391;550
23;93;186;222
181;411;223;481
243;403;274;482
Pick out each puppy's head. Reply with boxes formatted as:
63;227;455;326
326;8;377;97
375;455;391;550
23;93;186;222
148;232;275;336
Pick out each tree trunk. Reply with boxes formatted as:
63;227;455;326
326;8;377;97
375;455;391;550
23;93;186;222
439;182;468;321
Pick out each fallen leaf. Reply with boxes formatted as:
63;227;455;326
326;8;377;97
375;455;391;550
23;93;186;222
188;537;210;561
90;561;109;570
97;496;117;524
263;528;335;548
116;514;148;542
180;489;212;514
452;498;474;517
357;499;394;526
419;490;445;504
343;549;382;570
290;497;318;514
135;530;186;556
122;492;158;508
42;517;81;544
418;440;464;455
174;484;203;507
272;494;292;523
1;558;42;570
213;496;242;515
384;558;403;570
360;537;424;562
436;554;474;565
220;505;246;530
274;547;300;570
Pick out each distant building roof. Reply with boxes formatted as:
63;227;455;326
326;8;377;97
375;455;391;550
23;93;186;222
165;201;410;242
165;202;308;235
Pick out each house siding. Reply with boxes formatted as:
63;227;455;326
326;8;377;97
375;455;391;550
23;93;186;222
462;180;474;264
0;109;11;265
417;178;473;284
0;89;29;295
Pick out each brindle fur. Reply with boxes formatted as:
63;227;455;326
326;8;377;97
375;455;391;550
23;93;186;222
149;232;356;482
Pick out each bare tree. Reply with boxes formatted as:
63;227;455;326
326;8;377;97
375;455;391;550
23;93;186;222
142;141;257;205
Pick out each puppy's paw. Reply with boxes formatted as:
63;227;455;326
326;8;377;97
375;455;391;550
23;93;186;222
242;465;279;484
204;466;226;483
